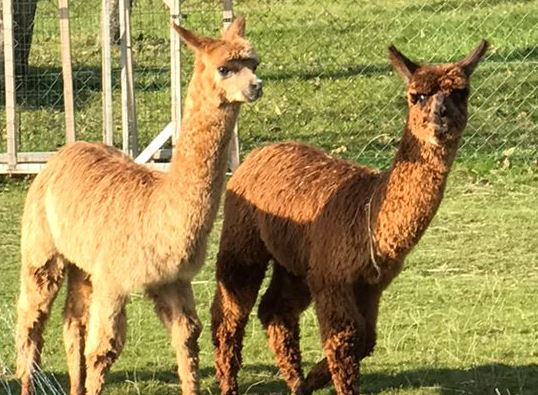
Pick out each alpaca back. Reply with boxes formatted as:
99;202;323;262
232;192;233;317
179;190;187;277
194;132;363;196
21;141;197;289
224;141;379;279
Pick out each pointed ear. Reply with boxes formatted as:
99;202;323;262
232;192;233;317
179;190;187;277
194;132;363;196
388;45;420;84
171;22;213;51
222;16;246;39
457;39;489;77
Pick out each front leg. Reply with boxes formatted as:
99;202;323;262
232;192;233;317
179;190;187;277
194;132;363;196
303;283;383;393
313;286;364;395
148;281;202;395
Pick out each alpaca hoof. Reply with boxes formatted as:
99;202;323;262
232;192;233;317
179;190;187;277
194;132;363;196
220;388;238;395
20;382;34;395
294;386;312;395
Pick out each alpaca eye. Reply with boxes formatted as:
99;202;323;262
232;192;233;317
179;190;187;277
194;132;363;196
217;66;231;77
411;93;428;105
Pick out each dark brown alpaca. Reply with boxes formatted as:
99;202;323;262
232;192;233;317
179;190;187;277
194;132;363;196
210;40;488;395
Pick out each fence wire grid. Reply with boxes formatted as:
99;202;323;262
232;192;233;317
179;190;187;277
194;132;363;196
1;0;537;168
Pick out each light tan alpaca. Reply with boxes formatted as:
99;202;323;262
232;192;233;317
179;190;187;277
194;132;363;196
15;17;261;395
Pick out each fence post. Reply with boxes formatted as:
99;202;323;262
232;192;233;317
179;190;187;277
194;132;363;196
170;0;181;144
222;0;240;171
101;0;114;145
3;0;18;170
59;0;76;143
120;0;138;156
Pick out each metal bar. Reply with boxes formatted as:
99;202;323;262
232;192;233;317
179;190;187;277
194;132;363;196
222;0;240;171
3;0;18;170
119;0;129;153
125;0;138;156
0;163;47;174
170;0;181;144
0;152;55;163
222;0;233;27
134;122;174;164
59;0;76;143
0;161;171;174
101;0;114;145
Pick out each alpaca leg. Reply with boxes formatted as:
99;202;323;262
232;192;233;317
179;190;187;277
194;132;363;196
257;264;311;394
211;252;269;394
148;281;202;395
314;286;364;395
303;284;382;393
354;283;382;359
63;265;92;395
83;289;127;395
16;255;64;395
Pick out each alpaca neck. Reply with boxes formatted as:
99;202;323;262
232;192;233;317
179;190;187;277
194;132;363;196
373;125;459;261
162;63;239;217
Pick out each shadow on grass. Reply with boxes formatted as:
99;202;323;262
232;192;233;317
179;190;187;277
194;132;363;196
2;363;537;394
0;44;535;112
261;45;538;82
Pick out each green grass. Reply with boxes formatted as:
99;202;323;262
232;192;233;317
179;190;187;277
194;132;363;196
1;168;537;394
1;0;538;394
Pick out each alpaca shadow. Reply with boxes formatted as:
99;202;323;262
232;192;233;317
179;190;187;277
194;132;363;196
362;363;538;394
2;363;536;394
0;365;284;395
224;362;538;394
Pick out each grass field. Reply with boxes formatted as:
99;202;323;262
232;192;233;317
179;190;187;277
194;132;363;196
1;0;538;394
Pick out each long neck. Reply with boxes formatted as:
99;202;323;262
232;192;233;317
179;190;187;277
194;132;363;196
373;124;459;260
162;62;239;212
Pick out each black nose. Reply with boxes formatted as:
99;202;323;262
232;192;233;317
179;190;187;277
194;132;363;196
250;79;262;91
440;105;447;118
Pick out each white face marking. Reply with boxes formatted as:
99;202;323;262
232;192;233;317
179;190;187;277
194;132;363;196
428;135;440;146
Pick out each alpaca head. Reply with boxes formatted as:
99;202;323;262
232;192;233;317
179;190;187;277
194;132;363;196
389;40;488;147
172;17;262;104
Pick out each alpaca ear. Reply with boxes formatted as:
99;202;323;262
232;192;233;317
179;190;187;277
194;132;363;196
457;39;489;77
222;16;246;39
171;22;214;51
388;45;420;84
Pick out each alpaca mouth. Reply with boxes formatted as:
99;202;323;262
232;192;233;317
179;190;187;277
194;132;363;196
429;122;448;135
426;122;450;145
246;87;263;102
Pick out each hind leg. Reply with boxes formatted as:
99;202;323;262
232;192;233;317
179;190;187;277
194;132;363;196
83;285;127;395
210;214;270;395
16;255;64;395
147;280;202;395
63;265;92;395
258;264;311;394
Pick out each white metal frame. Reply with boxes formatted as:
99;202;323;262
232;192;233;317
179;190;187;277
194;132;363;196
1;0;239;174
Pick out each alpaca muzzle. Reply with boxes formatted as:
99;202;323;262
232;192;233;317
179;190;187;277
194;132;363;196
247;78;263;101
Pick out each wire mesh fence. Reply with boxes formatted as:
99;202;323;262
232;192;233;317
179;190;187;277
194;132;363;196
1;0;537;168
